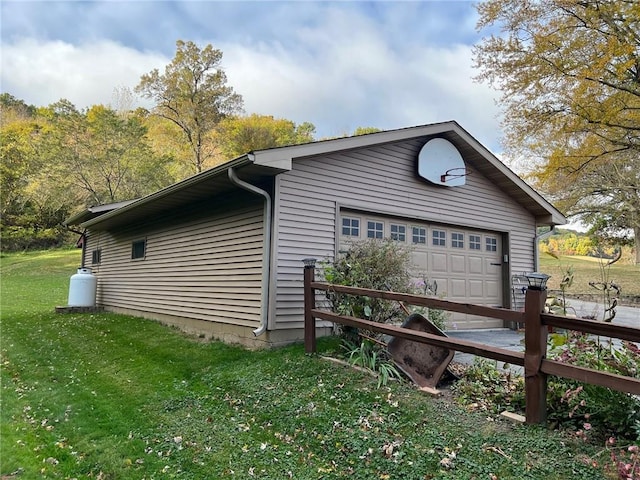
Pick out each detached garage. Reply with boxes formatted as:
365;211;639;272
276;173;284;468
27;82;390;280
65;121;565;347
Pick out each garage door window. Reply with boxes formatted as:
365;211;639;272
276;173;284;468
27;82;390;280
469;235;481;250
486;237;498;252
432;229;446;246
452;232;464;248
412;226;426;244
367;221;384;239
390;224;406;242
342;217;360;237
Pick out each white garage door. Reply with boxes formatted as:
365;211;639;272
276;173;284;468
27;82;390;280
339;211;504;329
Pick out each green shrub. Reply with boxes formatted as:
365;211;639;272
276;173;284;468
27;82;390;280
322;238;415;324
452;333;640;442
546;331;640;440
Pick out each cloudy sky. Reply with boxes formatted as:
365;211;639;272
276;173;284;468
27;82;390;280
1;1;505;151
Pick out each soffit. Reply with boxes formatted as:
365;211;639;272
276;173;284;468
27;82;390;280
78;158;279;230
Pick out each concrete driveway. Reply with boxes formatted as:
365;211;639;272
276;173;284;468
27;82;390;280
566;299;639;328
445;299;639;367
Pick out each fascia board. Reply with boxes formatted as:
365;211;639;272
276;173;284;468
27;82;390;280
450;124;567;225
251;121;459;169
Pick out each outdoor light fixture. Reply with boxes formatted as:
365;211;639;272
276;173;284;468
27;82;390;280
525;272;550;291
302;258;317;269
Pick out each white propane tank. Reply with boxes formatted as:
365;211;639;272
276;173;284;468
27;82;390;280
68;267;97;307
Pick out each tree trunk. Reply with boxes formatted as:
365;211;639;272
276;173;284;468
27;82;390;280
635;226;640;266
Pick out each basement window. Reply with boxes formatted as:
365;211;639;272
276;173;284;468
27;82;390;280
91;248;102;265
131;239;146;260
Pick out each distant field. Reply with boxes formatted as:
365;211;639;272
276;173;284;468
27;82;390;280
539;254;639;297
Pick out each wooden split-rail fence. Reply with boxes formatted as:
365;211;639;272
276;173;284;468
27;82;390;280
302;263;640;424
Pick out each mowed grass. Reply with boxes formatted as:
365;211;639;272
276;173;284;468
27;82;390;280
539;254;640;297
1;249;610;479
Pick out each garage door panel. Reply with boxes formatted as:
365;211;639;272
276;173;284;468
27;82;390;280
485;258;502;274
450;254;466;273
431;277;448;296
468;256;483;274
450;279;467;298
485;280;500;300
468;280;484;297
431;252;447;272
411;251;428;271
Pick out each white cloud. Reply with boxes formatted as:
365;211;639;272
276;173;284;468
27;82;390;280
1;3;503;150
1;38;167;109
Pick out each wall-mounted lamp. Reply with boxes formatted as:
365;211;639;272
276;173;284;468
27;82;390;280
302;258;317;269
525;272;550;291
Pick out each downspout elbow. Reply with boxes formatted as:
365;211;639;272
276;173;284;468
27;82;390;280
228;167;272;337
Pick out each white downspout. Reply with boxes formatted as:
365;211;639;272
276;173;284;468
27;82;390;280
228;166;272;336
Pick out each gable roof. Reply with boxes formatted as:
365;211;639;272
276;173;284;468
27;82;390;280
66;121;566;230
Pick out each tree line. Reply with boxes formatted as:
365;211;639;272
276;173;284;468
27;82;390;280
0;41;332;251
3;0;640;264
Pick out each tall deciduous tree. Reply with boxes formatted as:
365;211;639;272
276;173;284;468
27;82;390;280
474;0;640;263
40;101;171;206
214;114;315;160
136;40;243;173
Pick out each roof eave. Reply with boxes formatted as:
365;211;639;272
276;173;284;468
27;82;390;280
448;124;566;226
80;155;253;229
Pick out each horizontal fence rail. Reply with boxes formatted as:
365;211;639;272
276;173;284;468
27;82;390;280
310;282;526;324
302;263;640;424
312;309;525;366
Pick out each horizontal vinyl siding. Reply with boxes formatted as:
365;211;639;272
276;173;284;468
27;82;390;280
274;138;536;329
86;196;264;327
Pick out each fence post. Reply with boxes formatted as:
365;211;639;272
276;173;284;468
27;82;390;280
524;286;548;424
303;258;317;354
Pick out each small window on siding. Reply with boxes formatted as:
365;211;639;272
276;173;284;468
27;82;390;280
91;248;102;265
452;232;464;248
390;224;406;242
486;237;498;252
367;221;384;239
342;217;360;237
412;226;426;244
469;235;481;250
131;239;146;260
432;230;446;247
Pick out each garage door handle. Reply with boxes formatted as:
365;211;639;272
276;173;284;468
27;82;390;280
490;262;502;266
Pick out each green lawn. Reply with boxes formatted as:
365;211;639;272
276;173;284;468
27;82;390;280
1;249;612;479
539;254;639;298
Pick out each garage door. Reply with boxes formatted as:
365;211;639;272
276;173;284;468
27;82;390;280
339;211;504;329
